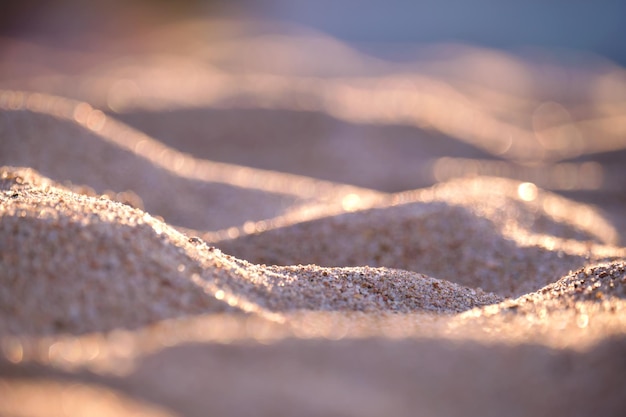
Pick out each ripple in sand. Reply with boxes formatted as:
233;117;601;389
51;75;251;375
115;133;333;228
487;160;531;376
1;167;502;337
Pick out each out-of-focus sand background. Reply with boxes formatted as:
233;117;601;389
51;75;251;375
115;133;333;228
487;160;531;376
2;2;626;417
2;0;625;236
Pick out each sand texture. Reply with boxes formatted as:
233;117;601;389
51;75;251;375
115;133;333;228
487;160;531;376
2;19;626;417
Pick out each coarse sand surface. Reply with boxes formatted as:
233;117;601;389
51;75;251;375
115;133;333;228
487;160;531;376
2;19;626;417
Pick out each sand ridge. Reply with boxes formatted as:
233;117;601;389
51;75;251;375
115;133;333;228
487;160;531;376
2;20;626;416
1;166;506;336
2;123;626;416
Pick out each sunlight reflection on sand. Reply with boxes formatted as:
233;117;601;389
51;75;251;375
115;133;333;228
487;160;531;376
2;18;626;417
2;19;626;172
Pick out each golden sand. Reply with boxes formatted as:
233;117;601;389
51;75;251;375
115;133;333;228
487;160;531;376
1;19;626;417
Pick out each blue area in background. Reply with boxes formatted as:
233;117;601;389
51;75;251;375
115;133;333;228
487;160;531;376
251;0;626;64
1;0;624;65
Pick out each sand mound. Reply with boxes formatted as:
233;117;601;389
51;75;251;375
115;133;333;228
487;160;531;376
1;167;503;336
0;94;372;231
216;178;624;297
2;20;626;416
509;262;626;313
0;168;233;335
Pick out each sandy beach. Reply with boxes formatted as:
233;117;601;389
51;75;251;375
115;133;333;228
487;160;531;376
2;18;626;417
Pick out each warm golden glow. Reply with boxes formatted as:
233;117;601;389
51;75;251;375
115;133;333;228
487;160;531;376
431;157;605;191
517;182;538;202
1;338;23;364
1;18;626;417
341;193;362;212
0;379;178;417
532;101;584;159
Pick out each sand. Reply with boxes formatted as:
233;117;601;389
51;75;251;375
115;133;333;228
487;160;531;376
2;19;626;417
